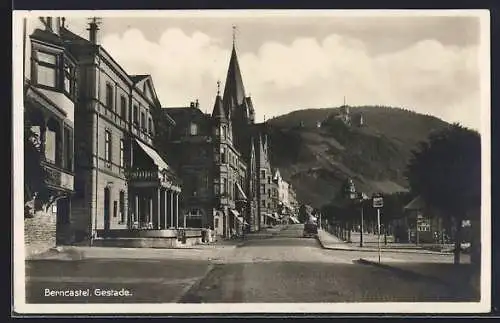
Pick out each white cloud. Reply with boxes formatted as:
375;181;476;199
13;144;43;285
101;28;481;130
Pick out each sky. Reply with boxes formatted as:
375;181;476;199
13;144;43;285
59;12;483;130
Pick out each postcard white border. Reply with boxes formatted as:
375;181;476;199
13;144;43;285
12;9;491;315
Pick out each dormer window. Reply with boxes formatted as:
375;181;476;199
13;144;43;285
190;122;198;136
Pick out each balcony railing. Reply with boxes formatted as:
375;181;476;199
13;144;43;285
42;161;74;191
127;169;160;182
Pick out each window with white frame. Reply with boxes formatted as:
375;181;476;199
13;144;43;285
35;51;57;88
32;48;77;99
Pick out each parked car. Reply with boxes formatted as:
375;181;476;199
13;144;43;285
303;222;318;238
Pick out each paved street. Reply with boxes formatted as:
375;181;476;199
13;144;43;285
25;224;478;303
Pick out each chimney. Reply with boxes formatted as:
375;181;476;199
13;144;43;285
45;17;53;31
87;17;101;45
195;99;199;109
190;102;194;108
53;17;61;36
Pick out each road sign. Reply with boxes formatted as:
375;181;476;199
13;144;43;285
373;197;384;208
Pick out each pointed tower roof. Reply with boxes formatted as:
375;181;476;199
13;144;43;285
212;80;226;121
222;28;246;108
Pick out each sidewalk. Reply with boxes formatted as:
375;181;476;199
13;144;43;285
27;242;240;262
316;229;353;251
316;229;451;255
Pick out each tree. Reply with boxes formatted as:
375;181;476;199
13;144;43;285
379;192;413;244
24;123;50;217
298;204;308;224
405;123;481;265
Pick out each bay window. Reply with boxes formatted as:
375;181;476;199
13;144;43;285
63;61;75;95
31;47;76;99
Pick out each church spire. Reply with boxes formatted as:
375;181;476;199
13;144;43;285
232;24;236;48
212;80;226;121
223;25;246;109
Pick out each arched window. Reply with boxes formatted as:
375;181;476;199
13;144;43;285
190;122;198;136
222;126;227;139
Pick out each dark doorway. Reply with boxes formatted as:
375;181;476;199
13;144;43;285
104;187;111;231
56;197;70;245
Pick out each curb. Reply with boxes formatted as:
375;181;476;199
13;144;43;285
316;233;451;256
329;246;451;255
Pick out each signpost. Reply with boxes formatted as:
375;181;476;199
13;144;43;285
372;194;384;263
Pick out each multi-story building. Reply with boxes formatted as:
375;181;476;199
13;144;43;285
273;168;290;216
23;17;77;255
59;18;181;243
164;86;250;238
256;134;276;227
221;38;260;233
163;33;279;236
288;183;299;216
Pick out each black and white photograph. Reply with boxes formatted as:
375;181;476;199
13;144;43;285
12;10;490;314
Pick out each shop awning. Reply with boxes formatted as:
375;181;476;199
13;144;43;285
404;196;425;211
230;209;248;225
135;139;170;171
235;216;249;225
236;182;247;200
266;213;278;220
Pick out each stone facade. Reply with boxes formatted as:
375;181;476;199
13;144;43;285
24;210;57;257
23;17;76;255
59;19;181;243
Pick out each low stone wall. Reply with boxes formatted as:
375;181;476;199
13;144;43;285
92;236;203;248
24;211;57;257
97;228;202;239
93;228;204;249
